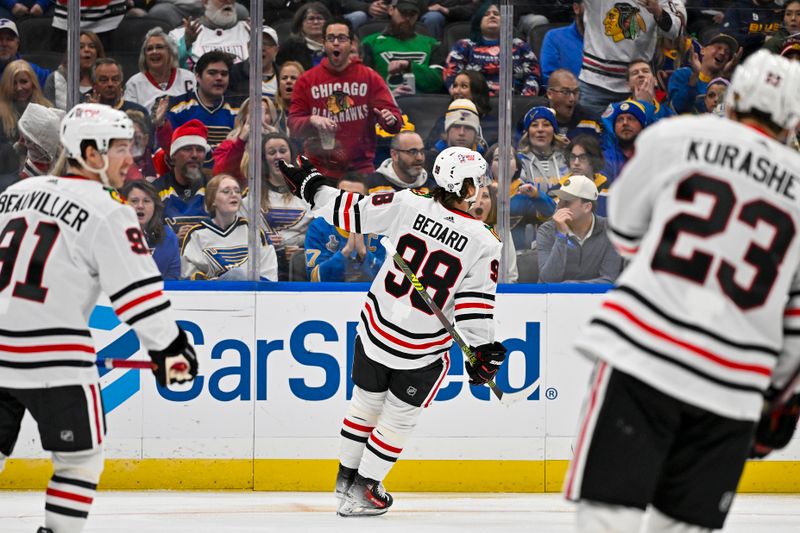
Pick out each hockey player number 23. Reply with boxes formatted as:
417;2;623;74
0;217;60;303
385;233;462;314
651;173;795;310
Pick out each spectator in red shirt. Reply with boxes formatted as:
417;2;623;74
288;18;402;179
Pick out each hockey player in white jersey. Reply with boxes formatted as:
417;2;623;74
0;103;198;533
279;147;507;517
564;51;800;532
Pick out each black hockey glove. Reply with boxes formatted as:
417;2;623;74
749;389;800;459
277;155;327;207
465;341;507;385
148;328;199;387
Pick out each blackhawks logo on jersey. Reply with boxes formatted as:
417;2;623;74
106;188;126;204
604;3;646;42
326;91;355;115
484;223;501;242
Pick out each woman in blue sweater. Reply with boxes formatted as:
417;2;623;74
121;180;181;280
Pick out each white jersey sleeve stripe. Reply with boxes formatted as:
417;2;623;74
109;275;162;302
115;289;164;315
124;301;172;326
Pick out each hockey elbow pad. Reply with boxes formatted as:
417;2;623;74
465;341;507;385
149;328;199;387
278;156;328;207
750;390;800;459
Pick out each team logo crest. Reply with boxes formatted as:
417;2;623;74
107;189;126;204
406;386;417;397
326;91;355;115
604;3;646;42
60;430;74;442
326;234;339;253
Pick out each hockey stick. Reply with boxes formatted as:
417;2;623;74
96;358;155;370
380;237;535;406
96;359;190;372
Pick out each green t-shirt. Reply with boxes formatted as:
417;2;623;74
361;32;444;94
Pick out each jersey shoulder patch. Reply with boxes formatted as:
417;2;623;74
410;188;432;198
105;187;126;204
484;223;501;242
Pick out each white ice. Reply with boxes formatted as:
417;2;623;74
2;492;800;532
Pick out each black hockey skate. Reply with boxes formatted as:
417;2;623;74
36;528;53;533
335;464;357;512
337;473;393;517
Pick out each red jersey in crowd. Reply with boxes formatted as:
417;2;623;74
288;57;402;179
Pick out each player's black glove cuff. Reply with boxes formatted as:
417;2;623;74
749;389;800;459
278;156;327;207
148;328;199;387
465;341;507;385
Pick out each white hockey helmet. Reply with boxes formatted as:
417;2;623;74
725;49;800;135
60;103;134;186
432;146;488;203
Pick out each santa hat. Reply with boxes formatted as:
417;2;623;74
170;119;210;157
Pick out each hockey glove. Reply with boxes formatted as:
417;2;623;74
749;389;800;459
465;341;507;385
148;328;199;387
278;156;327;207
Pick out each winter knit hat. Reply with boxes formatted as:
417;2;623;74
603;99;648;129
17;103;65;160
523;106;558;132
170;119;210;157
444;98;481;133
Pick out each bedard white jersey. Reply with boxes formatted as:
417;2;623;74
312;187;502;370
576;115;800;421
0;175;179;389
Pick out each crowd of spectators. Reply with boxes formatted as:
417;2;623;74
1;0;799;284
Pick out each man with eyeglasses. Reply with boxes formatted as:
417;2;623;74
545;69;601;140
361;0;446;94
289;18;402;179
367;131;436;194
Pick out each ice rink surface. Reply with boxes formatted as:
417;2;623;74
2;492;800;532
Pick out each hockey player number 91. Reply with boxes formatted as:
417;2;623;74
0;217;60;303
651;173;796;310
384;233;462;314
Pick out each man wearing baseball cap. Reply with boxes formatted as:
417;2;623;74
668;28;741;114
536;174;622;284
230;25;280;98
361;0;445;94
0;19;50;88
